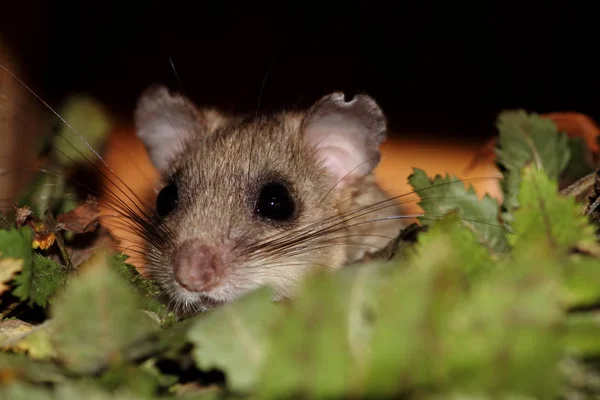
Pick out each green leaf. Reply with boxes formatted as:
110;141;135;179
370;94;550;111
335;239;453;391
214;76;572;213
365;223;470;397
0;353;65;384
110;253;172;324
562;255;600;308
417;212;494;278
407;168;508;254
508;166;599;255
99;359;178;397
366;213;564;398
13;253;67;308
0;226;39;304
0;226;32;262
560;137;597;186
445;252;564;398
52;94;113;167
0;381;145;400
188;287;279;393
17;169;68;218
259;262;385;399
495;110;571;222
50;250;159;374
564;312;600;356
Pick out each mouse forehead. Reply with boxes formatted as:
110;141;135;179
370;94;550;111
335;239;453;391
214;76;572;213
178;116;306;180
170;115;329;214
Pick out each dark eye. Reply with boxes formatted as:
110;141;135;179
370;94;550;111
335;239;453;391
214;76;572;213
156;183;178;217
255;182;295;221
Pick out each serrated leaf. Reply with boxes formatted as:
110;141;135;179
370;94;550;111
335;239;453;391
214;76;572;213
417;212;493;277
509;167;599;255
188;287;279;393
407;168;508;254
50;250;158;374
495;110;571;222
13;252;67;308
110;253;172;323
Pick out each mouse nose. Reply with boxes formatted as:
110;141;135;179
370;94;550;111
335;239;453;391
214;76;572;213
172;239;222;292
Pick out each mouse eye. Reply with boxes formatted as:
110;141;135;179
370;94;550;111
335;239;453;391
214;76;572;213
156;183;179;217
255;182;295;221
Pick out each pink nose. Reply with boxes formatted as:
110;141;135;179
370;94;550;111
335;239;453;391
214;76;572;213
172;240;222;292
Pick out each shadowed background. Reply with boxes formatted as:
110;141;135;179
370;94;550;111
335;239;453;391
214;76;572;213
1;1;598;201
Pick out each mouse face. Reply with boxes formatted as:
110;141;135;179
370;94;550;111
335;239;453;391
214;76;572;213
134;87;404;315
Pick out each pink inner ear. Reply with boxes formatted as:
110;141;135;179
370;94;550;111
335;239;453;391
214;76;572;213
306;123;376;184
318;145;357;182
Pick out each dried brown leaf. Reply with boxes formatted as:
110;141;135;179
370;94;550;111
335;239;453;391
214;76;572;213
14;206;32;228
56;197;100;234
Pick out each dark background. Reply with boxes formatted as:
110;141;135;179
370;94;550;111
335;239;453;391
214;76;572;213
2;1;598;140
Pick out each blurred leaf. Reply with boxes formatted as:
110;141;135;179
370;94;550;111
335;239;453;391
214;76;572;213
50;250;158;374
17;170;68;218
562;255;600;308
367;218;563;398
417;212;493;278
0;353;65;384
0;257;23;294
52;94;113;167
0;320;56;360
564;312;600;356
259;261;385;399
99;359;178;397
188;288;279;393
0;226;32;263
495;110;571;223
560;137;597;187
408;168;508;254
0;381;149;400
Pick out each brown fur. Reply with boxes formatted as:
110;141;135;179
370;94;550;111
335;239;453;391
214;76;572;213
135;87;407;316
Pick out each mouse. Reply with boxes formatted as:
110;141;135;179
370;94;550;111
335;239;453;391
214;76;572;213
133;86;409;316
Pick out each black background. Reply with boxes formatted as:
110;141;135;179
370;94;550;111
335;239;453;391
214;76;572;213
2;1;598;140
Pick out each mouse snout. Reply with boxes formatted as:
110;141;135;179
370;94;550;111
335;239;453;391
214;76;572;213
172;239;224;292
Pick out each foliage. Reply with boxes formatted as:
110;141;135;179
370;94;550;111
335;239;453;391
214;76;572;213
2;104;600;399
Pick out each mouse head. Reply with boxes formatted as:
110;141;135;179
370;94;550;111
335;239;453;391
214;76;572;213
134;86;389;315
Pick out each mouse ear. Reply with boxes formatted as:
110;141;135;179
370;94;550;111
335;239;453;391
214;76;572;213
301;92;387;185
134;85;223;173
